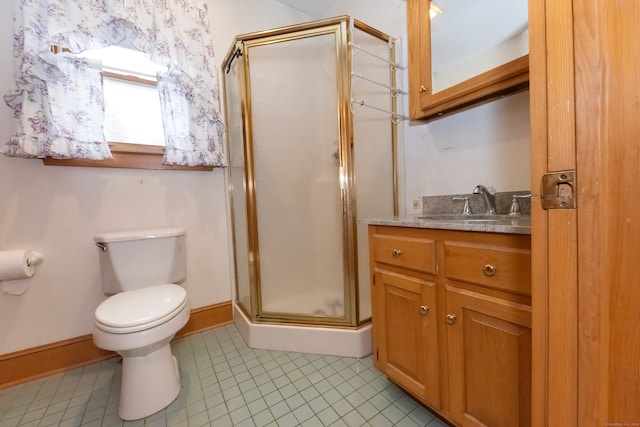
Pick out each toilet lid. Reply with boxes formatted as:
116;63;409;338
95;284;187;329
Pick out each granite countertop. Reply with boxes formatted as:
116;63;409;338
359;214;531;235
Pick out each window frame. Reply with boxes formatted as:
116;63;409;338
43;142;213;171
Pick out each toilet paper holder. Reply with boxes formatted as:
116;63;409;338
26;252;44;267
0;250;45;294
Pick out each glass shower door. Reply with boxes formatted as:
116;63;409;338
224;46;253;317
247;32;346;320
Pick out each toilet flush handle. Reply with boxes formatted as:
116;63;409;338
95;242;108;252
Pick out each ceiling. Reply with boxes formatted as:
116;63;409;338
272;0;338;18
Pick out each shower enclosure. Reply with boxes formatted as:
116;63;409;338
223;17;400;356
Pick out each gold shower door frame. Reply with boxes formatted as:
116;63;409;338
223;16;398;328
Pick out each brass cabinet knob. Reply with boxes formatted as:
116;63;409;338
445;314;457;325
419;305;430;315
483;263;497;277
419;85;427;93
392;249;402;257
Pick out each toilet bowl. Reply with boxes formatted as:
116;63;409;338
92;228;190;421
93;285;189;420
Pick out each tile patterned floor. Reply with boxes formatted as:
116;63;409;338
0;325;448;427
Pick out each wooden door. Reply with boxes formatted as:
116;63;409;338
574;0;640;424
446;286;532;427
530;0;640;425
373;269;440;408
529;1;578;425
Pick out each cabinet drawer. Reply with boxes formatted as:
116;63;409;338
444;241;531;295
372;233;436;274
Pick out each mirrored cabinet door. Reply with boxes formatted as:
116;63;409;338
407;0;529;121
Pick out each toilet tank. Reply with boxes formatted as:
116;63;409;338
95;228;186;294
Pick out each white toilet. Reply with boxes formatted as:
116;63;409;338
92;228;190;421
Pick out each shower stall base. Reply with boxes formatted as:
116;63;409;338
233;302;372;358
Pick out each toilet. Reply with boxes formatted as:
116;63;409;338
92;228;190;421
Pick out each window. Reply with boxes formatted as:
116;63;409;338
43;46;211;170
90;46;166;147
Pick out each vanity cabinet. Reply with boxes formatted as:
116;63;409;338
406;0;529;121
369;225;531;426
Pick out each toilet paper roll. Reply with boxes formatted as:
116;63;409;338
0;250;40;281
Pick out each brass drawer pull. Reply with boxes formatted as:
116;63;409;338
483;263;497;277
392;249;402;257
419;305;430;315
445;314;457;325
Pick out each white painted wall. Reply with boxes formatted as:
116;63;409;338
323;0;531;213
0;0;312;354
0;0;532;355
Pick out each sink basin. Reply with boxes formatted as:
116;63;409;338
417;214;515;222
416;214;464;220
460;218;507;223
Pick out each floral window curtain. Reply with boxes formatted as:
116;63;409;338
3;0;226;167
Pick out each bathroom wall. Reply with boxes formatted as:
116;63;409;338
0;0;531;355
323;0;532;214
0;1;313;355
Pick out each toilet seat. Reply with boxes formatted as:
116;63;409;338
95;284;187;334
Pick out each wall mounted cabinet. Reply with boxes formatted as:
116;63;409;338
406;0;529;121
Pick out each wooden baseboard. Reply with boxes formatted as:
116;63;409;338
177;301;233;336
0;301;233;390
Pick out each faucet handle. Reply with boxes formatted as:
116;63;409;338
453;197;472;215
509;193;532;216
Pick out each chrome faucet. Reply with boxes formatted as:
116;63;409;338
473;185;497;215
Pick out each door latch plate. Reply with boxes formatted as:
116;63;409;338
541;170;575;210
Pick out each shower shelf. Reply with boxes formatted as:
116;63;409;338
349;17;407;123
349;42;406;70
351;98;408;123
351;72;407;96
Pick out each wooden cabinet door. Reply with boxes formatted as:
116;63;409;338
374;269;440;409
446;285;531;427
